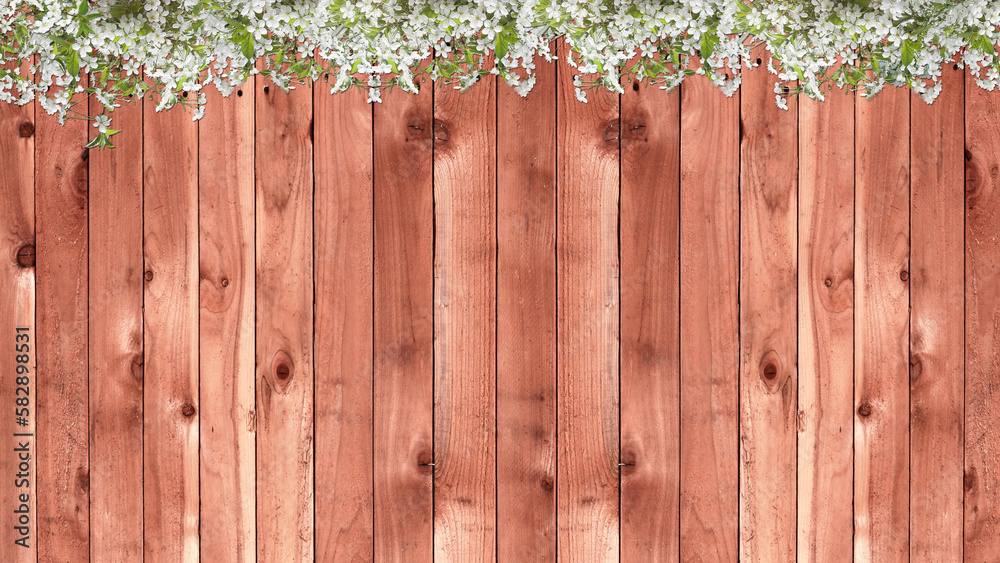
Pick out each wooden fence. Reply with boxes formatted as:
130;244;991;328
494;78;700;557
0;43;995;561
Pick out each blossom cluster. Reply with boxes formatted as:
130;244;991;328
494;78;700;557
2;1;998;147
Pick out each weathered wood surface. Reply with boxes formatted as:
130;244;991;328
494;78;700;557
739;52;799;562
433;62;498;560
679;71;740;562
200;83;257;562
255;74;314;562
314;78;374;562
2;56;995;561
36;85;89;563
556;38;621;561
143;92;200;563
854;83;911;562
373;66;435;562
497;51;557;562
797;73;854;562
620;73;680;561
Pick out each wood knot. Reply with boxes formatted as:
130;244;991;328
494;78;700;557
824;277;833;287
899;270;909;282
18;122;34;138
758;350;783;394
144;270;154;282
632;81;639;92
275;363;291;381
270;350;295;393
220;277;229;288
237;89;243;97
909;355;923;381
263;85;269;94
433;121;449;142
965;148;973;162
15;244;35;268
857;403;872;417
76;467;90;493
540;476;554;492
603;122;620;142
129;355;144;380
181;403;196;417
762;363;778;380
81;149;89;161
965;467;977;492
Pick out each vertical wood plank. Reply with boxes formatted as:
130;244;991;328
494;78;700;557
909;66;964;560
314;77;374;561
35;94;90;561
854;85;910;560
497;52;557;561
965;71;1000;558
620;74;680;561
556;39;620;561
143;95;199;562
739;52;798;561
373;71;434;561
89;98;144;562
678;71;739;562
433;61;497;561
199;83;256;562
796;80;854;561
0;74;35;563
255;77;315;563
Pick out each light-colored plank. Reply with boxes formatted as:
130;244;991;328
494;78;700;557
678;71;739;562
255;76;315;563
89;97;144;562
373;67;434;562
797;80;854;561
556;39;620;561
965;71;1000;558
497;50;557;561
620;74;680;561
854;84;910;560
739;52;798;561
433;60;497;561
909;66;964;560
35;90;90;562
143;93;199;562
0;70;36;563
314;76;374;561
199;82;256;562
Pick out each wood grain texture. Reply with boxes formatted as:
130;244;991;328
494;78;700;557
739;53;799;563
854;85;909;561
143;95;199;562
433;62;497;561
35;92;90;562
497;51;557;562
89;98;144;563
556;39;620;561
678;71;739;563
255;76;315;563
0;71;35;563
965;70;1000;558
909;66;964;560
373;69;434;562
314;77;374;562
199;83;256;562
620;75;680;561
796;81;854;562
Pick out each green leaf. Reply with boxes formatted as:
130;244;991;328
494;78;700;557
701;31;716;60
241;35;255;59
902;40;915;66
